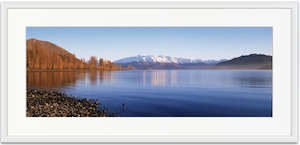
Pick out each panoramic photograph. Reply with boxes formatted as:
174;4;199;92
26;27;272;117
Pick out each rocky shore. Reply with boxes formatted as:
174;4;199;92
27;88;111;117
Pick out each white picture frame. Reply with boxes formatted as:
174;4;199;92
0;1;298;143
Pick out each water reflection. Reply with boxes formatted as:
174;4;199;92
142;70;178;87
151;71;167;87
27;71;116;89
232;71;272;88
27;70;272;89
27;70;181;88
99;71;115;82
89;71;97;85
170;70;177;86
27;71;78;88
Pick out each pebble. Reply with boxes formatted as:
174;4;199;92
26;88;112;117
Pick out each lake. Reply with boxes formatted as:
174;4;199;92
27;70;272;117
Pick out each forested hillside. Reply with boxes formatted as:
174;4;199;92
26;39;131;71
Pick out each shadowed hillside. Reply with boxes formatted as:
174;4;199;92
216;54;272;70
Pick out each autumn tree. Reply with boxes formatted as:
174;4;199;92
99;58;104;66
88;56;97;69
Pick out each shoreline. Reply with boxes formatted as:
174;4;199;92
26;88;112;117
27;68;272;72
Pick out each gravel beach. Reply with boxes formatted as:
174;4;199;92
27;88;111;117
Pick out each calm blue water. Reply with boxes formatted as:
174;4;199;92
27;70;272;117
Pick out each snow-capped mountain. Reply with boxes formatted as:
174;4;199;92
114;55;226;65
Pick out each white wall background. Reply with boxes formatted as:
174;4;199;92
0;0;299;144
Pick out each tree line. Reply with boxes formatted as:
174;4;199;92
26;39;135;71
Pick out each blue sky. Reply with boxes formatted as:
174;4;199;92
26;27;272;61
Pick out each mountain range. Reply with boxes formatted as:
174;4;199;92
114;54;272;70
114;55;226;64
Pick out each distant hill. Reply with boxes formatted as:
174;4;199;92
216;54;272;70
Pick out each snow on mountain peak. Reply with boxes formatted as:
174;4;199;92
114;55;226;64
